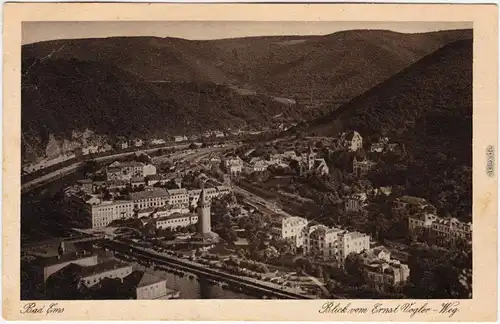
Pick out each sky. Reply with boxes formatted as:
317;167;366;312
22;21;472;45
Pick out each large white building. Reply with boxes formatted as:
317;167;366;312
65;182;232;229
271;216;309;247
130;188;170;210
166;188;190;208
303;225;370;267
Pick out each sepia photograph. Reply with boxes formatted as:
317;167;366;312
3;3;498;322
20;19;474;301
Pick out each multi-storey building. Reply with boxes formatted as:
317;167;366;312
166;188;189;208
304;225;343;260
352;157;377;177
155;213;198;230
337;231;371;265
408;212;472;245
303;225;371;267
129;188;170;210
91;200;135;228
244;160;268;173
106;161;145;181
358;246;410;290
271;216;309;247
345;193;368;213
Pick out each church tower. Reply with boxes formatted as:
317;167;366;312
307;146;315;171
197;188;211;234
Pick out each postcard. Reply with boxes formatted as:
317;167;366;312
3;2;498;322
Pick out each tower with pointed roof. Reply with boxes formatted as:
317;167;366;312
197;187;211;234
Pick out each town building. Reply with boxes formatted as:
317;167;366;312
143;164;157;177
299;147;329;176
155;213;198;230
244;159;268;174
304;225;343;260
123;271;177;299
82;144;99;156
98;144;113;153
117;140;129;150
337;231;371;265
150;139;166;146
214;131;225;138
282;150;298;160
269;154;283;165
271;216;309;247
106;161;145;181
224;156;244;176
77;179;94;194
78;260;133;288
393;195;435;214
65;190;134;228
303;225;370;266
358;246;410;290
90;200;135;228
408;212;472;245
133;139;144;147
106;180;129;191
352;157;377;177
345;193;368;213
174;136;188;142
130;188;170;210
41;251;98;282
131;177;146;189
166;188;189;208
339;131;363;151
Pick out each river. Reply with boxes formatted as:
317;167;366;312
134;263;257;299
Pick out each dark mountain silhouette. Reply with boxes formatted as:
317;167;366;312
307;39;473;219
23;29;472;99
21;29;472;159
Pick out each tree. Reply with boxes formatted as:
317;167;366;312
82;160;99;176
135;153;151;164
165;180;179;190
344;252;366;286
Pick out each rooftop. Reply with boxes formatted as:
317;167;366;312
167;188;188;195
42;252;97;268
130;188;169;200
79;260;131;278
156;213;197;222
124;270;165;288
398;195;428;205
